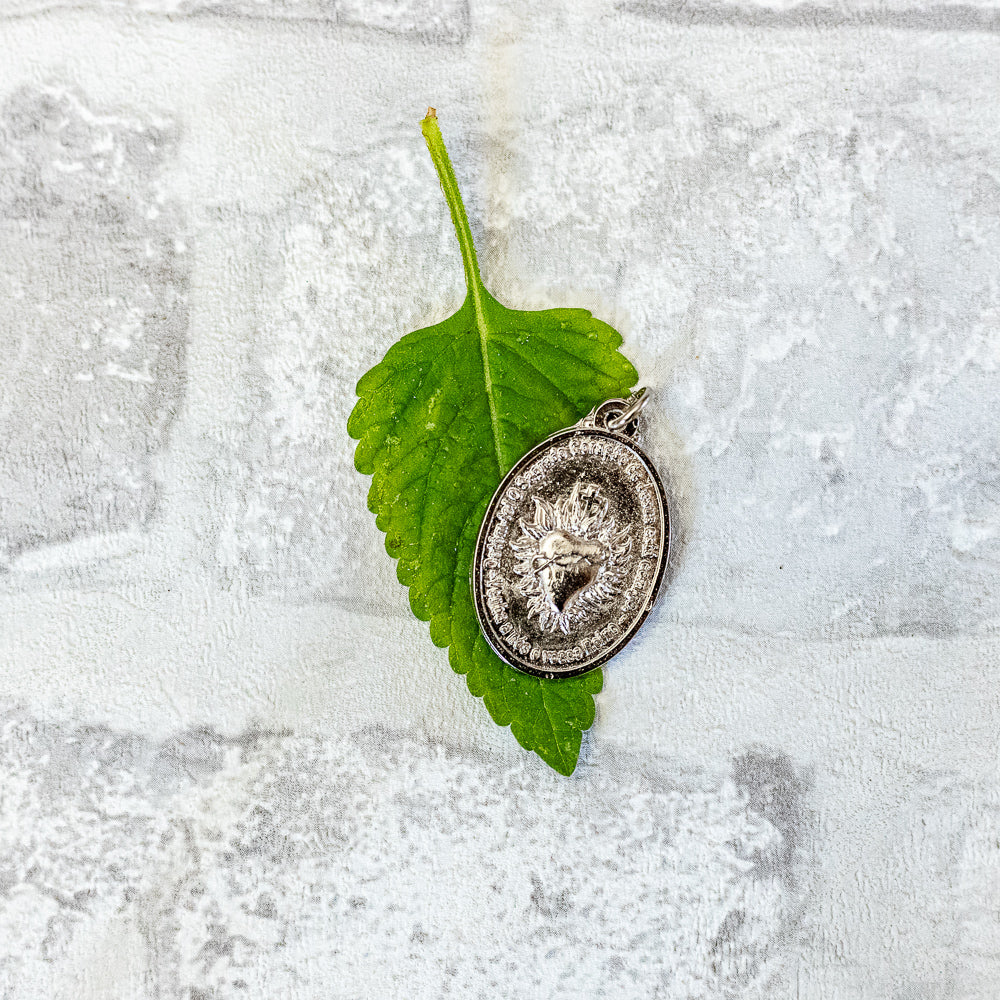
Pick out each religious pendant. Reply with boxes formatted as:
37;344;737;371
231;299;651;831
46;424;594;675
472;389;669;679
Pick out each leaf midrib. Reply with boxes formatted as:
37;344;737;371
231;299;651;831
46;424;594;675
469;294;503;477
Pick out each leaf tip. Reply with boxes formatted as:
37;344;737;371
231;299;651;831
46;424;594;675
536;738;580;777
510;715;582;777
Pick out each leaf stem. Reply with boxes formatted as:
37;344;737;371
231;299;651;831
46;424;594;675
422;108;505;473
421;109;485;306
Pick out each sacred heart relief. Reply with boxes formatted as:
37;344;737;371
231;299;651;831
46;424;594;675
511;483;632;634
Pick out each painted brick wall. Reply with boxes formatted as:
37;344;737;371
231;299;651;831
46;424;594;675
0;2;997;997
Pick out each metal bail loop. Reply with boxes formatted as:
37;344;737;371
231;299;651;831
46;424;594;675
605;387;649;433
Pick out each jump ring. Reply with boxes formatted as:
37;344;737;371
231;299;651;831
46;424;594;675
606;387;649;431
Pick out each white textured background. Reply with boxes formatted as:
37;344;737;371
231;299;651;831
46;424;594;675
1;1;998;997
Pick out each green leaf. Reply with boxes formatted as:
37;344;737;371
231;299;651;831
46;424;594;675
347;110;637;775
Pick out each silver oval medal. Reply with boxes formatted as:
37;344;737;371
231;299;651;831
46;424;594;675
472;390;669;679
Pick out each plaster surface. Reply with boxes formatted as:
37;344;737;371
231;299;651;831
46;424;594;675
0;2;997;997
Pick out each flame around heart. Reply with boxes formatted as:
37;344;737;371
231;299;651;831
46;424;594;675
512;483;631;634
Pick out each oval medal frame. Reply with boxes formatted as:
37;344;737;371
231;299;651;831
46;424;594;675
472;394;669;679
